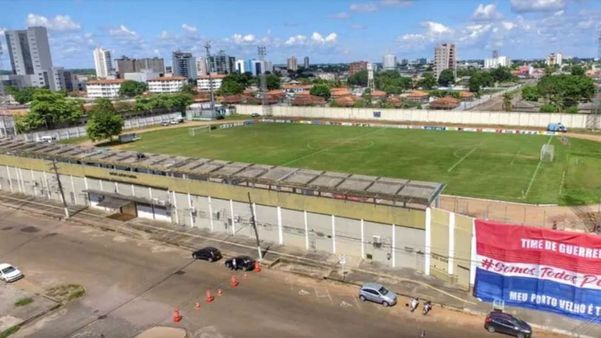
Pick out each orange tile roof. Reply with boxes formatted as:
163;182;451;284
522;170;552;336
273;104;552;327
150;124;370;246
407;90;429;98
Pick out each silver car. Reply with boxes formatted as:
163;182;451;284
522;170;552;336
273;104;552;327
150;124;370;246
359;283;397;307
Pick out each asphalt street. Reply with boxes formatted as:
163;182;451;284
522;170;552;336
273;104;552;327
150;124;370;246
0;205;563;338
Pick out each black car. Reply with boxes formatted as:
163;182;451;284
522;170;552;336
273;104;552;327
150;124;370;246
485;311;532;338
192;247;222;262
225;255;255;271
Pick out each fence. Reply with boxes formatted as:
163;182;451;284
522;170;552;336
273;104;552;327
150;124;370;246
14;112;182;142
235;104;600;129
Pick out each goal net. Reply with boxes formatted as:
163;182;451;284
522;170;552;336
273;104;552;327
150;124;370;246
540;144;555;162
189;125;211;136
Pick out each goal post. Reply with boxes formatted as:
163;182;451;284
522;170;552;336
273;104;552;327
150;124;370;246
540;144;555;162
189;125;211;136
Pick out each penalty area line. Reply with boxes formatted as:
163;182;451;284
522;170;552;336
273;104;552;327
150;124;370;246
522;136;554;199
447;147;478;173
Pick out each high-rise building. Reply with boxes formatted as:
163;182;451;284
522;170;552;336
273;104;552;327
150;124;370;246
382;54;397;71
172;51;196;80
196;57;208;76
208;51;236;74
93;48;113;78
349;61;368;76
4;26;57;88
115;56;164;77
303;56;310;68
546;52;563;66
287;56;298;71
235;59;247;74
434;43;456;78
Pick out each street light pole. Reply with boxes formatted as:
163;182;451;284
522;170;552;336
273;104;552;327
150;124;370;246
51;159;70;219
247;192;262;260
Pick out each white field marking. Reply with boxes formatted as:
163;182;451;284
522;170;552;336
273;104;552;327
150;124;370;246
522;136;554;199
510;150;521;166
281;128;383;167
340;300;353;308
447;146;478;173
298;289;310;296
314;287;334;304
559;169;567;196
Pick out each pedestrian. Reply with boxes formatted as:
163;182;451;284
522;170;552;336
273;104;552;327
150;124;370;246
552;221;557;230
422;300;432;315
232;258;237;270
409;297;419;312
420;329;426;337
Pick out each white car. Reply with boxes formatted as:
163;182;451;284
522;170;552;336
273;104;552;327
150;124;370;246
0;263;23;282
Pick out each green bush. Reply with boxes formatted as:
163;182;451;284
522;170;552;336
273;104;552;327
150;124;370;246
540;104;558;113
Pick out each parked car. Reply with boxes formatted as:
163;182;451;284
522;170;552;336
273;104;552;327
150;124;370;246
0;263;23;283
251;112;260;117
484;311;532;338
160;120;170;126
358;283;397;307
547;122;567;133
225;255;255;271
192;247;222;262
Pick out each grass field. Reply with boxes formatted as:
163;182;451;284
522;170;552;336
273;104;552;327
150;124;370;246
115;123;601;205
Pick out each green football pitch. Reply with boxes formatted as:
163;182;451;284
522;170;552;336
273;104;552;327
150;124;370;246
116;123;601;205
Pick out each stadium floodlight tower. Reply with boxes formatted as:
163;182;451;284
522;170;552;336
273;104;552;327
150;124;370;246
593;27;601;130
257;45;271;116
204;41;216;117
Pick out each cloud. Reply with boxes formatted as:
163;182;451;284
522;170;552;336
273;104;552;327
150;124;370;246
26;13;81;31
231;33;256;44
285;34;307;45
311;32;337;44
350;3;378;12
379;0;412;6
109;24;137;38
422;21;453;35
331;12;350;19
351;23;367;30
510;0;566;13
473;4;502;20
181;23;197;33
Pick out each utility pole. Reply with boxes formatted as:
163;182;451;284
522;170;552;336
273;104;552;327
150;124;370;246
204;42;215;116
51;159;70;219
247;192;262;260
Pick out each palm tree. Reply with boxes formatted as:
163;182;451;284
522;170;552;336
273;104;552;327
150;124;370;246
502;92;513;112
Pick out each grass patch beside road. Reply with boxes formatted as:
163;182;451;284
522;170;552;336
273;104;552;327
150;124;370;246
14;297;33;306
46;284;85;303
0;326;19;338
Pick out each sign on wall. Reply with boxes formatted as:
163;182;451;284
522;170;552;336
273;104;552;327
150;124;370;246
474;219;601;321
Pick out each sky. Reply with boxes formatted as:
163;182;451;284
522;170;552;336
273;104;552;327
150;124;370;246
1;0;601;69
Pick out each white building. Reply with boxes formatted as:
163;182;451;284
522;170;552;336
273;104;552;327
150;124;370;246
148;76;187;93
484;56;511;69
123;70;160;83
382;54;397;71
86;79;125;98
235;59;247;74
93;48;113;78
197;74;225;91
287;56;298;71
546;52;563;66
196;57;208;77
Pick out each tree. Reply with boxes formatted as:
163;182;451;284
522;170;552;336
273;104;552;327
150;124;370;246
6;86;37;104
180;83;197;95
16;89;83;131
502;92;513;112
437;69;455;87
375;71;411;94
218;78;244;95
540;104;558;113
521;86;540;102
88;98;115;115
491;66;513;83
266;74;281;90
119;80;147;97
417;73;436;90
570;65;586;76
537;74;595;111
135;93;193;112
347;70;368;87
309;84;331;100
86;108;123;142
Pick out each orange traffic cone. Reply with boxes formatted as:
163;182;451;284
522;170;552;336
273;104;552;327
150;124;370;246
254;261;262;272
231;275;239;288
172;308;183;323
218;288;223;296
205;289;215;303
195;302;201;310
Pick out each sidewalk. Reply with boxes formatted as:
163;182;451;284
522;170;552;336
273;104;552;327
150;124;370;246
0;192;599;337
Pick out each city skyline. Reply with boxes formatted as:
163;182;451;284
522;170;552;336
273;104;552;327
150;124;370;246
1;0;601;69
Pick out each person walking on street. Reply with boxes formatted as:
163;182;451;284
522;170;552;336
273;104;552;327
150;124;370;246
409;297;419;312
